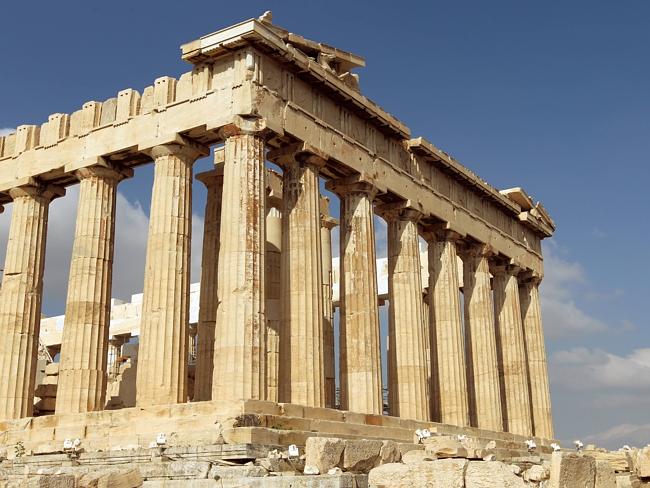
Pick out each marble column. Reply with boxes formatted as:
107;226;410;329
56;165;130;414
265;204;282;403
136;142;206;407
383;207;429;421
0;183;63;419
493;265;533;436
276;150;325;407
425;229;470;426
212;132;267;401
326;178;383;414
320;201;337;409
520;274;554;439
461;244;503;431
193;166;224;401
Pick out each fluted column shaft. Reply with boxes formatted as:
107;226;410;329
278;155;325;406
0;184;61;419
265;205;282;403
327;180;383;414
212;133;267;401
194;167;224;401
493;266;533;436
321;211;337;409
426;230;469;426
385;209;429;421
520;277;554;438
136;143;204;406
462;245;503;431
56;166;128;414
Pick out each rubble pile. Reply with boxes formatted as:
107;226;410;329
2;433;649;487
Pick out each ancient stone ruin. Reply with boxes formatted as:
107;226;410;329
0;12;645;488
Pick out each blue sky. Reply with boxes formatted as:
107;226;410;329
1;1;649;448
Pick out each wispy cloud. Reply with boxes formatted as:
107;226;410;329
0;128;14;137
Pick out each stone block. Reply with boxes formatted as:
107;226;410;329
304;437;345;474
78;468;143;487
27;475;76;488
402;449;436;464
368;459;467;487
44;363;59;376
549;452;596;488
35;385;58;398
465;461;526;487
635;447;650;479
209;464;267;480
379;440;400;464
342;439;383;472
138;460;210;480
423;436;468;458
523;463;550;482
595;460;617;488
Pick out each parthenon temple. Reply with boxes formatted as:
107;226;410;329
0;13;560;482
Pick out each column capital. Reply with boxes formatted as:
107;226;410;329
267;142;328;170
196;167;224;190
325;174;382;199
217;115;274;140
321;215;338;229
8;182;65;202
421;225;464;244
375;200;423;223
519;269;543;285
75;164;133;183
145;137;209;163
458;242;494;260
490;262;523;277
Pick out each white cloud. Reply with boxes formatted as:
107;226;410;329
540;241;609;338
551;347;650;393
584;423;650;449
0;128;13;137
0;185;204;316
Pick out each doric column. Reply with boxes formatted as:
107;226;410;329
520;273;554;439
425;229;470;427
56;165;130;414
265;202;282;403
320;198;337;409
492;264;533;436
108;336;127;380
461;244;503;431
193;164;224;401
381;205;429;421
325;177;383;414
136;141;207;407
0;183;63;419
269;145;325;407
212;127;267;401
